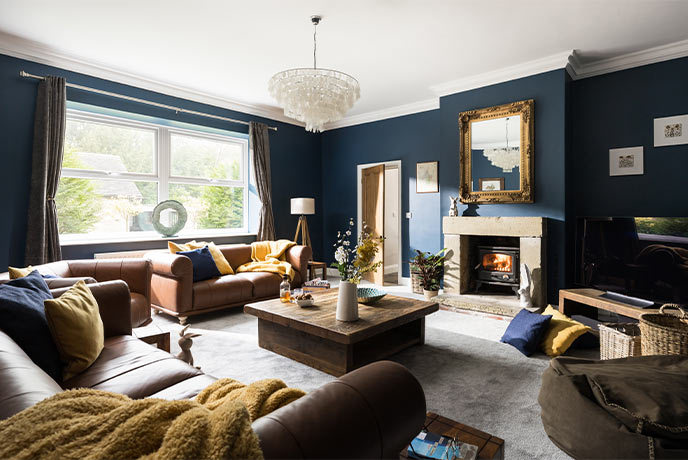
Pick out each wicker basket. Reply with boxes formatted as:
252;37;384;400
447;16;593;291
411;271;423;295
639;304;688;356
599;323;642;360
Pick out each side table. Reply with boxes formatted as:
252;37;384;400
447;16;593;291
559;288;659;320
400;412;504;460
307;260;328;281
133;324;171;353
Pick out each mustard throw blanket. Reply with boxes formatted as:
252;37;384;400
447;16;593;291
237;239;296;280
0;378;305;460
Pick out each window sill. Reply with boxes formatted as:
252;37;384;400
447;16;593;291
60;232;257;246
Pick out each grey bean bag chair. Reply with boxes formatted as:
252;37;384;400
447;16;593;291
538;355;688;459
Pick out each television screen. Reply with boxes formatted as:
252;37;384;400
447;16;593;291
575;217;688;306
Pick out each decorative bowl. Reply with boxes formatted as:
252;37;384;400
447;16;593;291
295;299;315;307
357;287;387;305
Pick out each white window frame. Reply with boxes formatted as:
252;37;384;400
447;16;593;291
60;109;250;242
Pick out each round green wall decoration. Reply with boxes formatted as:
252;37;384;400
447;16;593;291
152;200;188;237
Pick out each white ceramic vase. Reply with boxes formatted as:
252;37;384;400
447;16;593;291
423;289;439;300
337;281;359;321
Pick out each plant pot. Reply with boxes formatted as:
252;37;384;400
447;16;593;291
337;281;359;321
410;271;423;295
423;289;439;300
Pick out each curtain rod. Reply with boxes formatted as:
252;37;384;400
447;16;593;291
19;70;278;131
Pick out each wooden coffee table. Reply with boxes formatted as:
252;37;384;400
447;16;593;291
244;288;439;376
400;412;505;460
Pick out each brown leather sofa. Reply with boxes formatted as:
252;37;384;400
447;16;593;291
0;258;152;328
146;244;312;324
0;281;426;458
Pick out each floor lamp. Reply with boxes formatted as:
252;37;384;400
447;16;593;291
291;197;314;249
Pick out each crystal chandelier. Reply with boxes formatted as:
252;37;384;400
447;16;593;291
482;117;520;172
268;15;360;132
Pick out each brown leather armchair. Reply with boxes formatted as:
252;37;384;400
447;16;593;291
0;258;152;328
146;244;312;324
0;280;426;458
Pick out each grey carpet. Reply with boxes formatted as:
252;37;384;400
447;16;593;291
153;308;584;460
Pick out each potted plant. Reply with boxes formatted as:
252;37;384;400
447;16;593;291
331;219;383;321
410;248;448;300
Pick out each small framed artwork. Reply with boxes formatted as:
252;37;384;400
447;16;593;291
416;161;439;193
479;177;505;191
609;146;643;176
654;114;688;147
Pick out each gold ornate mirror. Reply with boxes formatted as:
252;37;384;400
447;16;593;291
459;99;534;204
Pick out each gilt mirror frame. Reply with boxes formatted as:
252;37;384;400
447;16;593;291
458;99;534;204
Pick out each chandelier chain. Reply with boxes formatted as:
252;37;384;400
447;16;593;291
313;20;317;69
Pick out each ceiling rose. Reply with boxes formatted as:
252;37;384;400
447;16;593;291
268;15;360;132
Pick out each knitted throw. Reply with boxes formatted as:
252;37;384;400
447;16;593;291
0;377;305;459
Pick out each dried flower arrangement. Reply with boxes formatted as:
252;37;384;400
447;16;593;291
332;219;383;284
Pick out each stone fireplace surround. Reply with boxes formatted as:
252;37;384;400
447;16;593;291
439;216;547;316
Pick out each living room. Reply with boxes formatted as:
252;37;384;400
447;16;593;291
1;1;688;459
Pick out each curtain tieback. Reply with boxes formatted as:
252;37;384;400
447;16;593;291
46;196;55;201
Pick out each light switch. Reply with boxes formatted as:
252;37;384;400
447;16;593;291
406;212;412;219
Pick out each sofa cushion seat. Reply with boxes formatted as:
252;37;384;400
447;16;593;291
235;272;281;298
0;331;62;421
191;275;254;310
147;374;218;400
63;336;203;399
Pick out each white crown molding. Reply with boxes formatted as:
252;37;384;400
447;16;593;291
323;98;439;131
4;29;688;133
567;39;688;79
0;31;302;128
430;51;574;97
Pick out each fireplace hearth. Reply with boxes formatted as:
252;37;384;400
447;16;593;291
476;245;520;294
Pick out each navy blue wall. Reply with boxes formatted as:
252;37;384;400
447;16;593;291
321;110;442;276
321;69;569;301
572;56;688;217
440;69;569;301
0;53;323;271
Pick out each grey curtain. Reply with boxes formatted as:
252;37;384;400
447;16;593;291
249;121;276;241
25;76;66;265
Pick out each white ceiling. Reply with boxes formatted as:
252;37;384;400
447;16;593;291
1;0;688;128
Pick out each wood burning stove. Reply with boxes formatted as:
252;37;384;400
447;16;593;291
476;245;520;294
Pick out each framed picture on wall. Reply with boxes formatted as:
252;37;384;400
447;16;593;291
654;114;688;147
416;161;439;193
479;177;505;191
609;146;644;176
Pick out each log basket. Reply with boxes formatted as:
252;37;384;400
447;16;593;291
639;304;688;356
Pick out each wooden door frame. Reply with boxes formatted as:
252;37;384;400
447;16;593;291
356;160;402;286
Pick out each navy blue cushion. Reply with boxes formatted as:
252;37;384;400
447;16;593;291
500;309;553;356
0;270;62;380
176;246;221;282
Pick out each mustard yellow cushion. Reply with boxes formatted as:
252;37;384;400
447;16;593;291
8;266;34;279
540;305;592;357
44;280;104;380
168;241;233;275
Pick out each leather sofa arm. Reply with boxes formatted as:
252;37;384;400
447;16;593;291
145;252;193;314
51;280;132;337
146;252;193;278
252;361;426;459
285;245;312;287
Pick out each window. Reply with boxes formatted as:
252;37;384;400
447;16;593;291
57;110;249;241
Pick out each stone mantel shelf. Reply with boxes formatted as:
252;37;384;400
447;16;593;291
443;216;546;238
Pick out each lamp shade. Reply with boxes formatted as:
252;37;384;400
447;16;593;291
291;197;315;215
